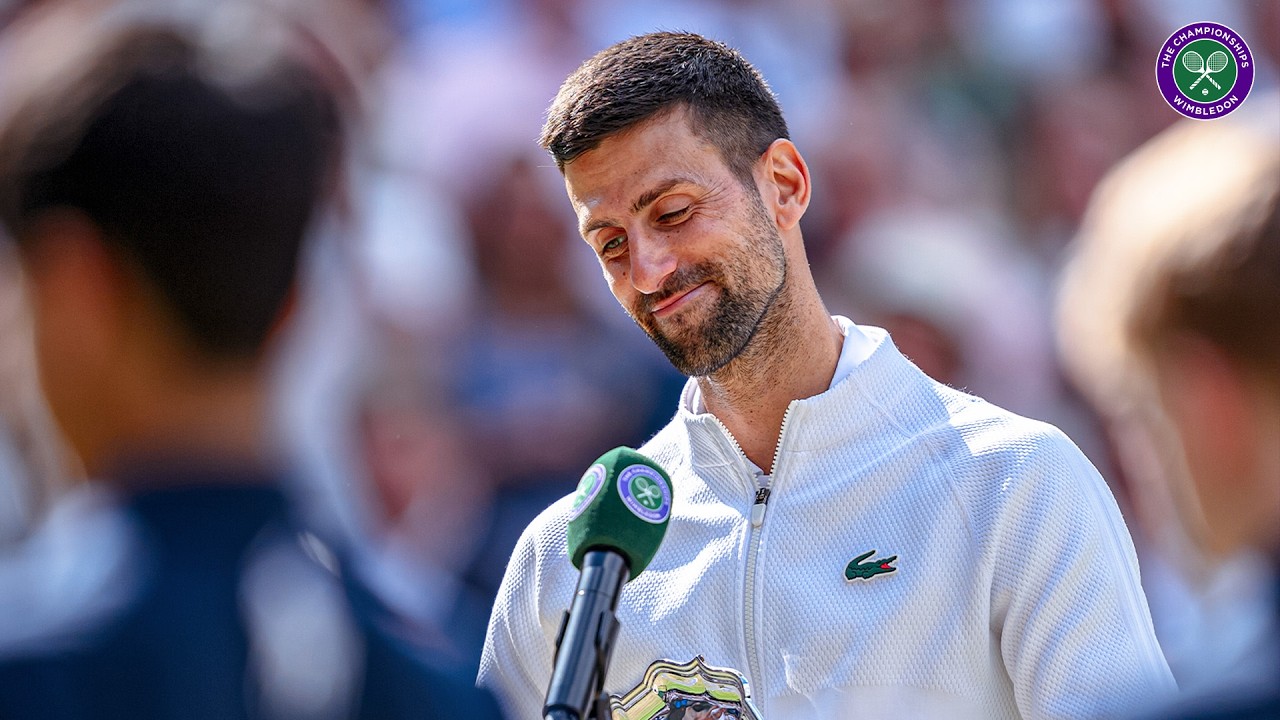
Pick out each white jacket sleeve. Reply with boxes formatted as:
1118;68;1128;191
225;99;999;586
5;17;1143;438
985;427;1177;719
479;516;560;720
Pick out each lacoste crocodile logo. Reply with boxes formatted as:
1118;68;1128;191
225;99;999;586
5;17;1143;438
844;550;897;581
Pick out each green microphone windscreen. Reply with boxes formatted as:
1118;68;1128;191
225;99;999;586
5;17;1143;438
566;447;672;578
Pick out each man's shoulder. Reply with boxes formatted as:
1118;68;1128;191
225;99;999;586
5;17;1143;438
0;491;142;662
509;492;578;571
499;428;691;592
922;385;1087;471
493;415;694;586
856;339;1082;467
913;387;1110;528
636;419;687;472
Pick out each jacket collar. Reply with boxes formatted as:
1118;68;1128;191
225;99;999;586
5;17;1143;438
671;324;929;474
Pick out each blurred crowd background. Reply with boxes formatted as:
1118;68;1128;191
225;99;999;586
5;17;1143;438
0;0;1276;692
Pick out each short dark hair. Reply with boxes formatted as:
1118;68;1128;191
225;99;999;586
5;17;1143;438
539;31;789;181
0;14;342;360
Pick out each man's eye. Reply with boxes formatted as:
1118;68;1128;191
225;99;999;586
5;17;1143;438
601;235;626;254
658;207;689;223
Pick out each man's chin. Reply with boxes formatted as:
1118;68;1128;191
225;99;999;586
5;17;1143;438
652;335;735;377
635;304;749;376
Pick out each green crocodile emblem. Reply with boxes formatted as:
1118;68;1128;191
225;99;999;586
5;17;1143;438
844;550;897;581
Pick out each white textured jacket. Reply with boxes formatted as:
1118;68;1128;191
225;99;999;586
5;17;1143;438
480;323;1175;719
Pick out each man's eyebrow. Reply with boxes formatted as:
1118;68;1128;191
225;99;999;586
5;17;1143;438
580;176;697;238
630;177;691;214
581;215;615;237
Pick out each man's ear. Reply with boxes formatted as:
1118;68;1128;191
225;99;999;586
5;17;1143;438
22;210;128;360
1159;336;1254;473
759;138;811;230
18;210;133;473
1155;333;1280;555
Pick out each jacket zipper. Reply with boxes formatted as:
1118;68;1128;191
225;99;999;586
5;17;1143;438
711;402;796;704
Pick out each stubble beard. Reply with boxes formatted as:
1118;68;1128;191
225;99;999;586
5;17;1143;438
629;200;788;378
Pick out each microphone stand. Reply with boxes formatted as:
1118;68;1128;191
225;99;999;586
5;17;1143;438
591;690;614;720
542;690;613;720
543;551;627;720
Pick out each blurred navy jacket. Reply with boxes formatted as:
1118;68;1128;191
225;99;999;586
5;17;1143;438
0;465;503;720
1140;578;1280;720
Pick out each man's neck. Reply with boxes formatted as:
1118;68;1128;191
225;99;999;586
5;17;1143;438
696;297;843;473
88;367;270;481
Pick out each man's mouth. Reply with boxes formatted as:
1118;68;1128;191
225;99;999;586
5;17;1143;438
650;282;710;318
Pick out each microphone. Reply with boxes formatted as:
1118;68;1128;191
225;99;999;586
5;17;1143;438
544;447;673;720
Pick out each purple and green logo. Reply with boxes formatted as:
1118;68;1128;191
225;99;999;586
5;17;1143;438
617;464;671;524
569;463;606;520
1156;22;1253;120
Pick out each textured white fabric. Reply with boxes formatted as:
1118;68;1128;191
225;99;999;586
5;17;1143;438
480;325;1175;719
828;316;876;388
688;316;873;418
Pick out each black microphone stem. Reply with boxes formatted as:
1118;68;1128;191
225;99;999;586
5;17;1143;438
543;550;629;720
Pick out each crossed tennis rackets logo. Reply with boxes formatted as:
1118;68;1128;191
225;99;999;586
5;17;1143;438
1155;21;1254;120
1181;49;1229;92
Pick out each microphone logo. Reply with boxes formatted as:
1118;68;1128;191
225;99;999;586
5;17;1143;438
549;448;672;718
569;464;608;521
617;464;672;524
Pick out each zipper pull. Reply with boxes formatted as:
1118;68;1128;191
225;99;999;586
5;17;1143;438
751;487;771;528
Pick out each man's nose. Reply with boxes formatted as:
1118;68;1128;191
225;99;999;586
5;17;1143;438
628;231;677;295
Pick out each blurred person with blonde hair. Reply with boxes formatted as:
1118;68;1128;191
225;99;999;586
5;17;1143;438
0;1;502;718
1057;96;1280;719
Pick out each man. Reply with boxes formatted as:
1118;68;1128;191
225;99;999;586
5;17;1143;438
481;32;1174;719
1057;101;1280;719
0;3;501;718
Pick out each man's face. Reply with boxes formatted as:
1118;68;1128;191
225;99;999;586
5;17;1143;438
1149;340;1280;558
563;108;786;377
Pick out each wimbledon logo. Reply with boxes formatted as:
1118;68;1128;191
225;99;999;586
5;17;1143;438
617;464;672;524
1156;21;1253;120
568;464;606;521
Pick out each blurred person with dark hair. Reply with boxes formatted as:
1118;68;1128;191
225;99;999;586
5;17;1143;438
0;2;501;718
482;31;1174;720
1058;97;1280;720
345;342;499;671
